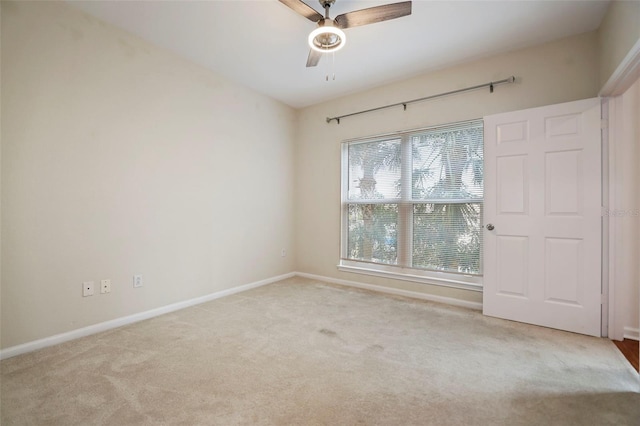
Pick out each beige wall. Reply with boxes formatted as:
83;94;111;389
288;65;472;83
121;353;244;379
0;2;3;349
1;1;296;348
295;32;600;305
598;0;640;89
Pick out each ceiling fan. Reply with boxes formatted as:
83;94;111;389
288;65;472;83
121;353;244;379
279;0;412;67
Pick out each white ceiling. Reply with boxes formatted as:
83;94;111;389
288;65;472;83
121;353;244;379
69;0;610;108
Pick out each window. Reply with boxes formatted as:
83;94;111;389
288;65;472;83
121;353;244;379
340;120;484;290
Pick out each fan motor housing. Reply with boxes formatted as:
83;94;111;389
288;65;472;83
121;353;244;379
319;0;336;7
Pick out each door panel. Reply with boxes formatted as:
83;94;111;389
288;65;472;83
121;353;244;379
544;238;583;305
496;236;529;298
545;150;582;216
497;156;528;214
483;98;602;337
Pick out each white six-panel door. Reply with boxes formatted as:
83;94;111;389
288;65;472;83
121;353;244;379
483;98;602;337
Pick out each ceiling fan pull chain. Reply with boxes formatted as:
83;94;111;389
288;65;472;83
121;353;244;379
332;51;336;81
326;48;329;81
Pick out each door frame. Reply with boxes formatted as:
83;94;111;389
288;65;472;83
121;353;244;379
600;38;640;340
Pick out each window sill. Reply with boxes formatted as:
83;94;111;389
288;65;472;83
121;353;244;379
337;262;483;293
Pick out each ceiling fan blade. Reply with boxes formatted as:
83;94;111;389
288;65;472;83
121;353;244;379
306;49;322;67
335;1;412;29
278;0;323;23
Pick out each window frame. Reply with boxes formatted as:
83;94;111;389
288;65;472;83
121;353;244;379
339;120;484;292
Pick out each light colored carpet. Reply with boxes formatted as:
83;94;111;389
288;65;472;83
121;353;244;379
1;276;638;425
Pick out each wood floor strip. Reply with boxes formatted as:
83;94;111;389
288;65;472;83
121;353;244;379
613;339;639;372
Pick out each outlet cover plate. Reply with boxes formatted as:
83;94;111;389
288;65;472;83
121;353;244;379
133;274;143;288
83;281;95;297
100;279;111;294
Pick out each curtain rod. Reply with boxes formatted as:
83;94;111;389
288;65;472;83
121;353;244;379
326;76;516;124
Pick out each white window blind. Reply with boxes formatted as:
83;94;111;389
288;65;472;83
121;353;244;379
346;139;401;265
341;120;483;287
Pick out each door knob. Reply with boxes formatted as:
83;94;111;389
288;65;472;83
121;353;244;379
486;224;495;231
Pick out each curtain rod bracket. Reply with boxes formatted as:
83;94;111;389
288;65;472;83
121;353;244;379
490;83;494;93
402;103;407;111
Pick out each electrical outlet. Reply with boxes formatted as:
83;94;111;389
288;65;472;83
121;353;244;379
281;249;286;257
100;279;111;294
82;281;95;297
133;274;143;288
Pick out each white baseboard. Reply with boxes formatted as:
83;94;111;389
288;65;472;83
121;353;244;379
0;272;295;360
623;326;640;341
295;272;483;311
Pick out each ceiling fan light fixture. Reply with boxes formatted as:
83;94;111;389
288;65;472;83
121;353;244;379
308;23;346;53
279;0;412;67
